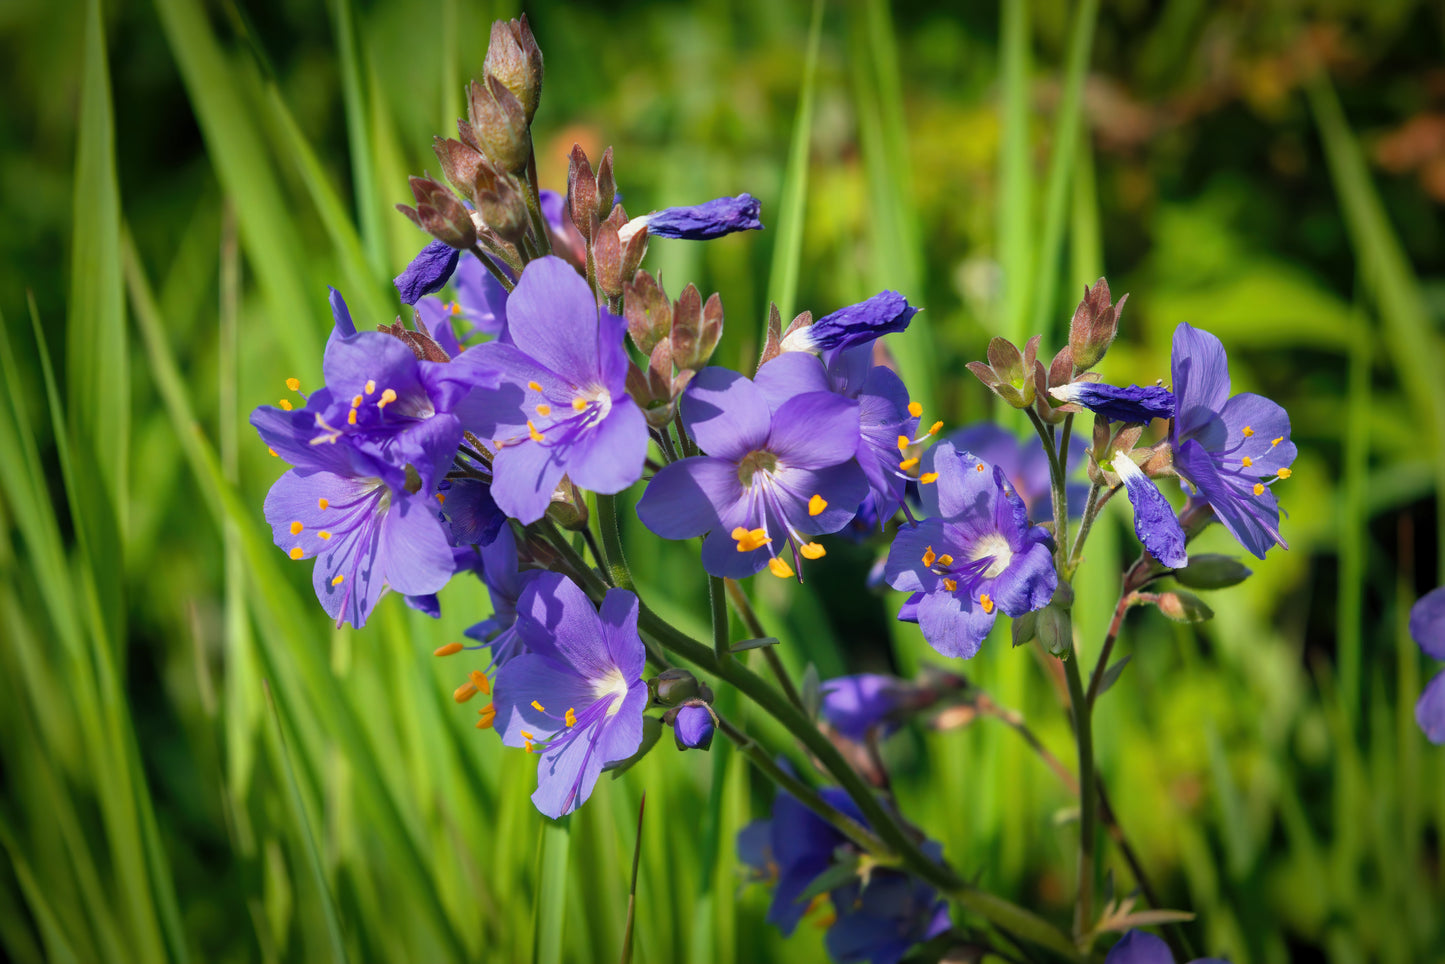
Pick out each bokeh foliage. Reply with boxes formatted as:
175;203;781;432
1;0;1443;961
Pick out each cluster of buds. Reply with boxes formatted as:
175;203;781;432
649;668;718;751
567;146;648;299
623;271;724;427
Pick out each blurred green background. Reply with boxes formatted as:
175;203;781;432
2;0;1443;961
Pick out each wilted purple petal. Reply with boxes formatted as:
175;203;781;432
1054;382;1175;424
780;291;919;354
1113;455;1188;569
394;239;461;305
638;193;762;240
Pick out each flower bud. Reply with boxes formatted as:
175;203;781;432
545;479;589;531
671;704;716;751
594;148;618;227
478;174;530;245
593;218;624;298
433;136;491;200
967;335;1039;408
1068;277;1127;373
1173;554;1253;590
484;16;543;124
467;75;530;174
671;283;703;369
623;271;672;356
397;176;476;250
1035;600;1073;658
649;667;701;706
567;144;598;241
1155;590;1214;623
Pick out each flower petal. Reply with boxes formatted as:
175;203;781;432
681;367;772;460
1104;929;1175;964
1409;586;1445;660
766;391;861;470
1171;322;1232;442
562;397;649;495
1416;669;1445;745
753;351;833;411
916;588;996;660
378;493;455;596
394;239;460;305
1114;457;1188;569
488;436;569;524
505;256;608;386
636;456;741;539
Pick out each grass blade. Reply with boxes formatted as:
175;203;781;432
532;820;571;964
619;793;645;964
997;0;1033;347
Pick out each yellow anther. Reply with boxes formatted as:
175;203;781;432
1253;483;1265;496
268;447;279;457
520;730;535;740
450;302;462;315
278;398;293;411
527;380;543;392
980;593;995;614
800;542;826;560
732;527;770;552
565;707;577;727
976;463;986;472
936;553;954;568
377;388;398;409
536;404;552;416
808;494;828;516
434;642;464;657
453;682;478;703
317;531;332;540
318;498;329;510
364;380;376;394
1276;467;1292;479
1242;425;1255;437
347;409;357;425
928;421;943;436
922;546;937;567
290;521;303;535
351;394;364;408
531;700;546;712
572;397;587;412
286;377;301;392
471;671;491;695
528;421;545;442
1241;456;1253;467
899;457;920;471
943;578;958;592
768;557;795;579
897;435;910;451
331;574;344;586
1271;437;1283;447
524;740;535;753
907;401;923;418
476;710;495;730
919;472;939;484
436;492;446;505
288;546;304;560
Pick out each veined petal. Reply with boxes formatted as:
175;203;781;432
514;572;612;681
1171;322;1232;442
753;351;833;411
681;367;772;459
598;589;645;680
640;193;762;240
488;436;568;524
1176;438;1285;560
562;396;648;495
506;256;610;386
1216;391;1295;474
766;391;862;469
636;457;741;539
378;494;455;596
394;239;461;305
916;589;996;660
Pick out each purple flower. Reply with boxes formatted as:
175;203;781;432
622;192;762;241
1050;382;1175;424
1111;452;1187;569
463;526;539;672
1169;323;1296;559
414;251;512;353
452;256;650;523
492;572;648;818
946;421;1087;524
394;239;461;305
1105;929;1229;964
780;291;919;354
251;307;486;628
820;674;911;740
672;704;716;750
756;344;922;519
884;442;1057;659
436;477;506;547
1408;586;1445;744
826;871;951;964
636;366;868;579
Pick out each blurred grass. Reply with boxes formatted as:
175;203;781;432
1;0;1443;962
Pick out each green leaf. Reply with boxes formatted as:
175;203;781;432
728;636;781;653
1095;654;1132;697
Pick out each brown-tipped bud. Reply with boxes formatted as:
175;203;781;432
433;136;489;200
478;174;529;245
620;218;648;282
646;338;674;401
623;271;672;356
467;76;530;174
671;284;703;369
567;145;597;241
399;175;476;250
594;147;617;226
780;309;812;347
1154;590;1214;623
484;18;543;124
969;336;1036;408
758;302;784;371
695;293;724;368
1173;554;1253;590
1068;278;1127;373
593;220;624;298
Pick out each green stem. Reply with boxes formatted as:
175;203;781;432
1065;480;1105;577
1063;650;1096;948
1026;408;1071;567
522;139;553;256
724;579;806;713
708;575;730;660
468;244;515;293
595;492;635;591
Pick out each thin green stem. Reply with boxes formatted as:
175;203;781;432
724;579;806;712
1065;480;1105;577
522;140;553;256
708;575;729;660
468;244;515;293
1063;651;1095;948
595;492;635;591
580;526;610;585
1026;408;1071;567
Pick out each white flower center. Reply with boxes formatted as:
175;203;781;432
971;533;1014;579
593;667;630;718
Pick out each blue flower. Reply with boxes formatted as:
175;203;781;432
945;421;1087;524
819;674;911;740
623;193;762;241
394;239;462;305
1111;452;1187;569
1409;586;1445;744
491;572;648;818
672;704;716;750
1169;322;1296;559
1050;381;1175;424
1105;929;1229;964
884;442;1057;659
780;291;919;354
826;870;951;964
463;526;539;672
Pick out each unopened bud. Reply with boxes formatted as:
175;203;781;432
1173;554;1253;590
671;284;703;369
594;220;624;298
623;271;672;355
484;17;543;124
670;703;716;751
650;667;701;705
1154;590;1214;623
1036;600;1073;658
567;144;598;241
398;176;476;250
594;148;618;226
969;335;1039;408
468;76;530;174
478;174;529;245
1068;277;1127;373
545;479;589;531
